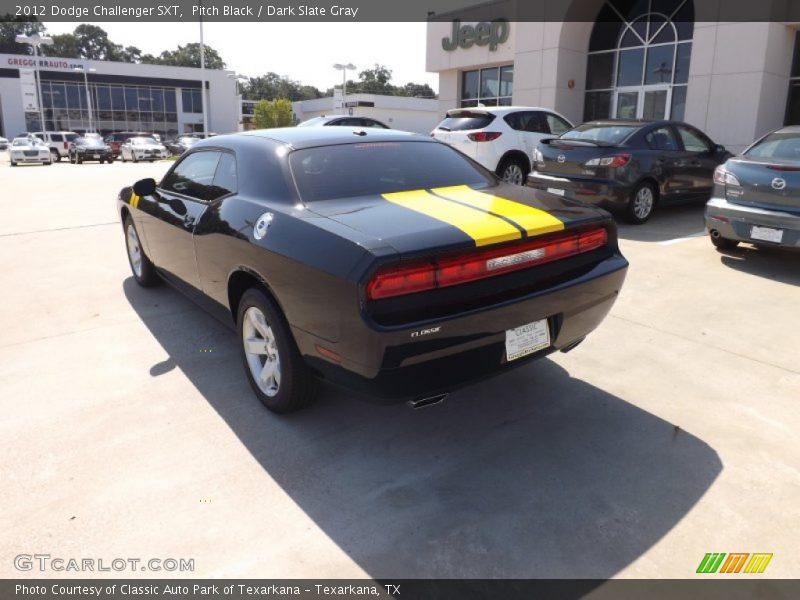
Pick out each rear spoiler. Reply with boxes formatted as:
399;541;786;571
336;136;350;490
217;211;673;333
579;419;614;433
542;138;615;148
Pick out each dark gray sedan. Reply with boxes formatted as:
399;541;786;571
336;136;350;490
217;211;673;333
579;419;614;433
528;120;731;224
706;126;800;251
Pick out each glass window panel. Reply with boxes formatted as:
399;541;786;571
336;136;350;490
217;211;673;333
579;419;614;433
462;70;479;101
112;111;126;122
192;90;202;113
151;88;164;112
166;112;178;123
51;83;67;109
583;91;612;121
480;68;499;99
96;86;111;110
619;28;641;48
792;32;800;79
586;52;615;90
617;48;645;86
616;91;639;119
111;86;125;111
651;23;676;44
479;98;499;107
499;65;514;97
589;6;624;52
642;89;668;119
671;0;695;40
498;96;512;106
65;84;81;110
671;85;687;121
181;89;193;112
674;43;691;84
645;44;675;84
460;100;479;108
165;90;177;112
139;89;153;112
40;82;53;109
677;125;710;152
125;87;139;113
647;15;666;42
632;19;647;42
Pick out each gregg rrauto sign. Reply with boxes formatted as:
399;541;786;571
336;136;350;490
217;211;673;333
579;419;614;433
5;55;85;72
441;19;510;52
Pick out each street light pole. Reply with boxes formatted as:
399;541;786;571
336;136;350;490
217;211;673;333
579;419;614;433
333;63;356;114
198;0;209;137
74;66;96;132
15;33;53;131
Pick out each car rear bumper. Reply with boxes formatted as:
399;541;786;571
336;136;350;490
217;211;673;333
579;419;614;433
528;172;631;209
705;196;800;249
294;254;628;402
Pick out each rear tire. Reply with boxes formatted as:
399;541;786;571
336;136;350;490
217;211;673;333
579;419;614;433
123;215;160;287
625;181;657;224
10;161;16;167
237;288;318;414
497;156;529;186
710;232;739;250
51;149;61;163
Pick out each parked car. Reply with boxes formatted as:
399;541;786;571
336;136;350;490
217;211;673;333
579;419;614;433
431;107;574;185
0;136;8;150
8;136;52;166
164;135;202;156
706;126;800;251
32;131;78;162
119;127;628;413
298;115;390;129
120;137;169;162
104;132;151;157
68;135;114;164
528;120;731;224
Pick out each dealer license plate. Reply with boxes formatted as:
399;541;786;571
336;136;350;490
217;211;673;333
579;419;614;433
92;154;100;159
750;226;783;243
505;319;550;362
547;187;565;197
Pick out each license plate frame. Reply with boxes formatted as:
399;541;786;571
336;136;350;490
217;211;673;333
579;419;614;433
750;225;783;243
505;319;551;362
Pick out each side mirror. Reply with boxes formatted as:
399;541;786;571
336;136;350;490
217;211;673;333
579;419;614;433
133;178;156;196
715;144;726;154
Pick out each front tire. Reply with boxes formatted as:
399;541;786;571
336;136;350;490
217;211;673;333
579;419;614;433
123;216;160;287
625;181;657;224
51;149;61;163
498;156;529;186
237;288;318;414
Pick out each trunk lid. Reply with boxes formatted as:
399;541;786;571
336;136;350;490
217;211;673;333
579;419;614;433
723;157;800;212
535;138;620;178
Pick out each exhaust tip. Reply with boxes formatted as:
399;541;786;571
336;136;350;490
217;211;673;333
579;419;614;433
407;393;449;410
710;229;721;239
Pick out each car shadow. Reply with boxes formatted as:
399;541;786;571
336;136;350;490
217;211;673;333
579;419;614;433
123;278;722;579
717;244;800;287
617;202;707;243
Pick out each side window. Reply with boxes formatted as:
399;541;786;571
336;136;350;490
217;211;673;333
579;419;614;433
51;134;63;142
544;113;571;135
645;127;680;151
34;133;44;141
522;112;547;133
503;112;521;130
677;126;711;152
210;152;238;199
160;151;221;201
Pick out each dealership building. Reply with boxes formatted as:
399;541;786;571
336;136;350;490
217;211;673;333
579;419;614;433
427;0;800;151
0;52;240;139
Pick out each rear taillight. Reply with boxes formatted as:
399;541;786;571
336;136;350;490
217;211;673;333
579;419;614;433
585;154;631;168
713;166;740;186
63;142;68;149
366;228;608;300
467;131;502;142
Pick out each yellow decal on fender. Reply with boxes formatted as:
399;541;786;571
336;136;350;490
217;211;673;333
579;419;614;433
432;185;565;237
382;189;521;247
130;192;139;208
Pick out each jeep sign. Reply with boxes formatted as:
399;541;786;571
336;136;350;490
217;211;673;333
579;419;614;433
441;19;510;52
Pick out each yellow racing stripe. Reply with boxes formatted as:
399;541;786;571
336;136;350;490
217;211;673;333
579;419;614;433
432;185;565;237
382;189;520;247
130;192;139;208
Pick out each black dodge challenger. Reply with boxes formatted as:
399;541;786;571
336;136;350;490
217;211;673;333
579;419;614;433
119;127;628;413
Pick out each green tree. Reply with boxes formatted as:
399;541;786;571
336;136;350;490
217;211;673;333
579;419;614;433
241;73;323;102
0;17;46;54
355;64;394;94
142;43;226;69
72;24;119;60
252;98;293;129
48;33;80;59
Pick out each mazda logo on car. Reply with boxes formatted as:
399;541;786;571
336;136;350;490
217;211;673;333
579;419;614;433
557;154;566;163
771;177;787;190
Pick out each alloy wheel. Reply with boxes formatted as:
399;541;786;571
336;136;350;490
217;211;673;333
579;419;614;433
242;307;281;397
126;223;143;278
633;186;654;220
502;163;525;186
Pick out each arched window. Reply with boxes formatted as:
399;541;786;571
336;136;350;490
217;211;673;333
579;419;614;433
584;0;693;122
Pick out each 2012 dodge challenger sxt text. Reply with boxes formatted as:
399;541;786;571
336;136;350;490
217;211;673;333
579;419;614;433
119;128;628;413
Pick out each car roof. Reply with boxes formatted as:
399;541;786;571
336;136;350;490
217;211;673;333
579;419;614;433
224;127;429;150
772;125;800;134
446;106;561;115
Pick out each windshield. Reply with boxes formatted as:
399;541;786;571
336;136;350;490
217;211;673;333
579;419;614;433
745;132;800;160
561;123;639;145
437;112;496;131
132;137;158;145
179;137;199;144
12;139;33;146
79;137;105;147
289;141;491;202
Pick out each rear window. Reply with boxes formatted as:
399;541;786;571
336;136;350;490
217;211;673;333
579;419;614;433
437;112;496;131
289;141;491;202
64;134;78;142
562;124;639;145
50;134;63;142
745;132;800;160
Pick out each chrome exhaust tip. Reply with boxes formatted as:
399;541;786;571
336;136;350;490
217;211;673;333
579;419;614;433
407;393;449;409
710;229;721;239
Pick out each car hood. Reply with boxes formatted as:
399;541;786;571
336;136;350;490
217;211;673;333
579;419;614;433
306;182;611;257
132;144;165;150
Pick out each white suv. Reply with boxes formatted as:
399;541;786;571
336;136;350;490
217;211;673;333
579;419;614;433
431;107;573;185
32;131;79;162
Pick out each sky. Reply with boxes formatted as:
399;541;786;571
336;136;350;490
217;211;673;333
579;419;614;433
43;22;439;92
